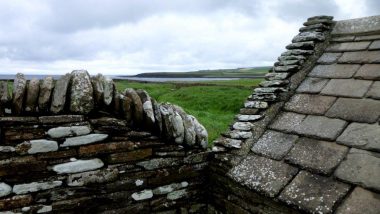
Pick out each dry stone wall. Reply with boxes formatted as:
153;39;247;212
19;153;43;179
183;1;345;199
0;70;209;213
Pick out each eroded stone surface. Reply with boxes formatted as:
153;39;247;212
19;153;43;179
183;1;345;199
24;78;40;113
335;148;380;190
284;94;336;115
279;171;350;214
244;101;268;109
296;77;329;94
124;88;144;126
326;41;371;52
227;130;252;139
53;158;104;174
136;158;180;170
317;52;342;64
47;126;91;138
354;64;380;80
61;134;108;147
232;122;253;131
12;73;27;115
338;51;380;63
366;81;380;99
285;138;348;175
237;114;262;122
337;123;380;152
70;70;94;114
152;182;188;195
309;64;361;78
38;76;54;112
292;32;325;42
50;73;71;114
131;189;153;201
336;187;380;214
103;77;114;106
252;130;298;160
136;89;155;129
326;98;380;123
167;189;187;200
269;112;306;133
295;115;347;140
67;168;118;186
229;155;298;197
214;137;243;149
321;79;372;98
16;139;58;154
13;181;62;195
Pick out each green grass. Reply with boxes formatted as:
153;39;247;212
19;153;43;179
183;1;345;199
115;79;262;143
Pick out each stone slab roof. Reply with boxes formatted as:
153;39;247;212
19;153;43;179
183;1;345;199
228;15;380;214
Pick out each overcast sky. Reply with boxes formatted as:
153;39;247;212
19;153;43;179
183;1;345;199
0;0;378;75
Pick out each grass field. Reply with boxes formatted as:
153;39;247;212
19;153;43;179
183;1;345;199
115;79;262;143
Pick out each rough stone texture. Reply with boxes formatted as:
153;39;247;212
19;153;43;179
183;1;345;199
67;168;118;186
13;181;62;195
136;158;180;170
214;137;243;149
321;79;372;98
38;76;54;112
259;80;288;87
279;171;350;214
103;77;114;106
132;189;153;201
70;70;94;114
244;101;268;109
366;81;380;99
369;40;380;50
284;94;336;115
338;51;380;63
326;98;380;123
61;134;108;147
309;64;361;78
124;88;144;126
286;41;315;50
285;138;348;175
295;115;347;140
16;139;58;154
336;187;380;214
190;115;208;148
120;94;133;123
281;49;313;56
47;126;91;138
12;73;27;115
332;15;380;35
251;130;298;160
38;115;84;124
335;148;380;190
355;34;380;41
108;148;152;163
296;77;329;93
354;64;380;80
300;23;331;32
0;182;12;197
153;182;188;195
152;98;163;133
269;112;306;133
331;35;355;42
326;41;371;52
273;65;300;72
337;123;380;152
292;32;325;42
24;78;40;113
227;130;252;139
317;52;342;64
136;89;155;130
167;189;187;200
265;72;290;81
50;73;71;114
0;195;33;210
52;158;104;174
232;122;253;131
229;155;298;197
91;74;105;106
237;114;262;122
160;104;185;144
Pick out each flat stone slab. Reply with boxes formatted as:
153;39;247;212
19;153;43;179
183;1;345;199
13;181;62;195
53;158;104;174
369;40;380;50
269;112;306;133
47;126;91;138
336;187;380;214
326;98;380;123
354;64;380;80
251;130;298;160
285;138;348;175
355;34;380;41
61;134;108;147
309;64;361;78
279;171;350;214
337;123;380;152
67;168;118;186
284;94;336;115
366;81;380;99
296;77;329;94
317;52;342;64
331;35;355;42
229;155;298;197
232;122;253;131
321;79;372;98
0;183;12;197
332;15;380;35
338;51;380;63
17;139;58;154
50;73;71;114
326;41;371;52
295;115;347;140
335;148;380;191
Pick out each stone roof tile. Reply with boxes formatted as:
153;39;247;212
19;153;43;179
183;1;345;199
296;77;329;94
326;41;371;52
284;94;336;115
336;187;380;214
320;79;372;98
354;64;380;80
337;122;380;152
309;64;360;78
338;50;380;63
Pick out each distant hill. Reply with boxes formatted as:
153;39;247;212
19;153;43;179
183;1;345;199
128;66;271;78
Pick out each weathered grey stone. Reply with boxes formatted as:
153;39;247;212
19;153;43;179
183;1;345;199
326;41;371;52
61;134;108;147
0;183;12;197
369;40;380;50
67;168;118;186
16;139;58;154
269;112;306;133
286;41;315;50
37;205;52;213
152;98;163;134
50;73;71;114
13;181;62;195
232;122;253;131
124;88;144;126
254;87;287;93
0;81;10;105
131;189;153;201
278;55;306;61
317;52;342;64
281;49;313;56
276;59;303;66
189;115;208;148
227;130;252;139
229;155;298;197
279;171;350;214
273;65;300;72
284;94;336;115
292;32;325;42
113;92;121;115
335;148;380;190
214;137;242;149
321;79;372;98
309;64;361;78
286;138;348;175
366;81;380;99
172;106;196;146
296;77;329;93
136;158;180;170
237;114;262;122
91;74;104;106
136;89;155;130
354;64;380;80
12;73;27;115
326;98;380;123
152;182;188;195
47;126;91;138
248;93;277;102
103;77;114;106
0;146;15;153
244;101;268;109
160;104;185;144
336;187;380;214
167;189;187;200
355;34;380;41
52;158;104;174
38;76;54;112
264;72;290;81
259;80;288;87
304;18;334;26
332;15;380;35
70;70;94;114
295;115;347;140
38;114;84;124
299;23;331;32
337;123;380;152
252;130;298;160
120;94;133;122
331;35;355;42
24;78;40;113
338;51;380;63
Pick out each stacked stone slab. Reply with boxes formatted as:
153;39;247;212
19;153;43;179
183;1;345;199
0;70;207;149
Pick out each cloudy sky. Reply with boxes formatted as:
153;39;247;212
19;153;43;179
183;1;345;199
0;0;378;75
